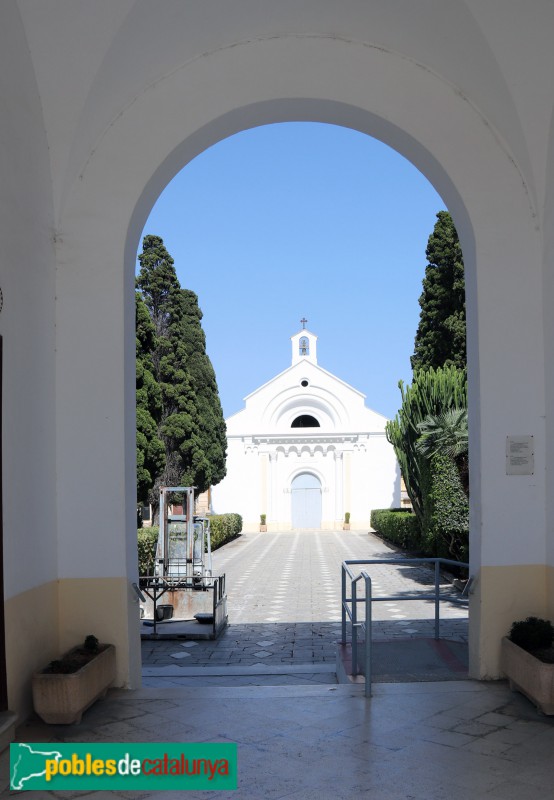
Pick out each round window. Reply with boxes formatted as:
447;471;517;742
301;379;309;387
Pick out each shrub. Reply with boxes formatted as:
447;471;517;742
510;617;554;652
370;509;422;551
260;514;266;525
84;635;100;654
422;452;468;561
344;512;351;524
386;366;467;524
43;635;105;674
137;527;158;576
209;513;243;550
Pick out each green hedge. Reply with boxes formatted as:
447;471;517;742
209;513;243;550
370;509;422;552
422;452;469;561
137;527;158;576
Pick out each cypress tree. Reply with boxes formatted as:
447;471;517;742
136;234;226;501
136;291;165;505
411;211;466;372
176;287;227;491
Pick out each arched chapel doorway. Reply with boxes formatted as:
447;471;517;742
291;473;322;529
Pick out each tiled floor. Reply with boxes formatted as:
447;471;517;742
7;532;533;798
142;530;469;688
203;530;469;626
3;680;554;799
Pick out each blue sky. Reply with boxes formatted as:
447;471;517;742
138;122;444;420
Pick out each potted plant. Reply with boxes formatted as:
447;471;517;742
32;635;116;724
343;512;351;531
500;616;554;714
260;514;267;532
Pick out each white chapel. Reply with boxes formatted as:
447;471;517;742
212;325;400;531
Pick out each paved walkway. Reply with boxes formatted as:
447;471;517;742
206;529;467;625
5;681;554;799
7;533;553;798
142;530;468;686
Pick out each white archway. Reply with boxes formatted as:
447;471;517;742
17;28;547;698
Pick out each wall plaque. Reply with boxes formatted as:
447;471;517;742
506;435;534;475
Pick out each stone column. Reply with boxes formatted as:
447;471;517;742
334;451;344;525
268;452;277;523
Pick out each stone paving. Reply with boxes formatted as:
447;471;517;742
5;681;554;799
141;530;468;685
207;529;467;626
7;533;554;799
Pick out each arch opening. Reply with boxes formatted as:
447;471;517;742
106;34;541;684
130;112;474;677
291;415;320;428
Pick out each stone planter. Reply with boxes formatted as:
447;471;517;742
343;523;350;530
500;636;554;715
32;644;116;724
259;525;267;532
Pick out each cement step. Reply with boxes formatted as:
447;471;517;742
142;662;338;687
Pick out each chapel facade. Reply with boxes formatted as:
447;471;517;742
212;327;399;530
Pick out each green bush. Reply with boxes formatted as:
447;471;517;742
385;366;467;524
137;527;158;576
370;509;422;551
208;513;243;550
422;451;468;561
510;617;554;652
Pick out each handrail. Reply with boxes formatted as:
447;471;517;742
350;571;372;697
341;557;470;697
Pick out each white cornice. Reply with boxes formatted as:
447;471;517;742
228;431;386;443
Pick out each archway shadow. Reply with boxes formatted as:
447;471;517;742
141;618;469;686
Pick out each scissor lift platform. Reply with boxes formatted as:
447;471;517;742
139;573;227;640
139;486;228;640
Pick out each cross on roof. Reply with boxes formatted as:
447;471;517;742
300;317;308;329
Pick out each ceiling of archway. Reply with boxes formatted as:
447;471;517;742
15;0;551;222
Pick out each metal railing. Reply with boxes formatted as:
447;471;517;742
341;558;470;697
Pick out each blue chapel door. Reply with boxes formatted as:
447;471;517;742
291;473;322;529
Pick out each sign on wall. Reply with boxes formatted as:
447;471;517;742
506;435;534;475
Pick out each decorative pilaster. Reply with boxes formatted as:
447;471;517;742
334;450;344;523
268;452;277;522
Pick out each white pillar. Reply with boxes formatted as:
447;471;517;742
268;452;277;522
334;451;344;524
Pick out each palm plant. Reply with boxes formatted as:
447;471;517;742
385;366;467;524
416;408;469;494
416;408;468;457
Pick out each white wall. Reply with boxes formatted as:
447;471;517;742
0;2;57;599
